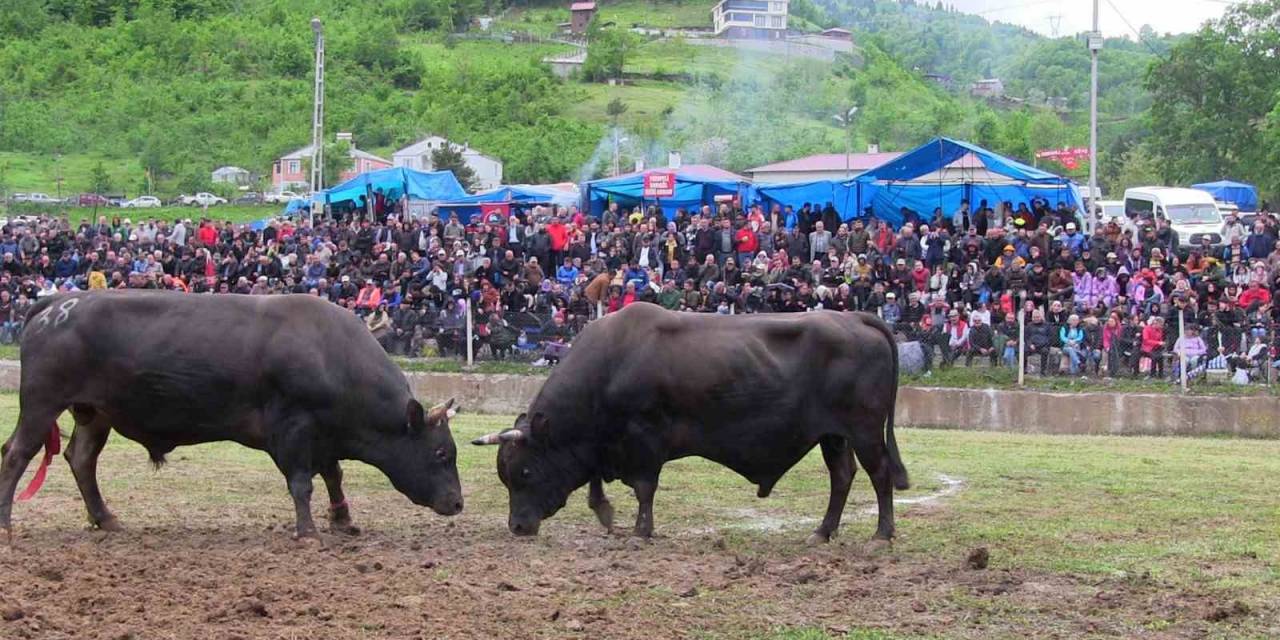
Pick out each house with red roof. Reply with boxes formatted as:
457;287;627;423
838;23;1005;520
570;2;596;34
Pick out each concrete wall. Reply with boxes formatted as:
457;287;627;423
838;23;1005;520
2;359;1271;438
405;372;1276;439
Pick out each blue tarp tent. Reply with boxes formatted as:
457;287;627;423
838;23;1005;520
583;165;752;216
754;179;862;221
436;184;581;221
855;137;1080;227
316;167;466;206
1192;180;1258;212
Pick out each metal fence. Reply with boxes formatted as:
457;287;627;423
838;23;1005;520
395;301;1278;390
900;308;1273;391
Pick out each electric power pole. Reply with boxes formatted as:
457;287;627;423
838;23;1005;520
309;17;325;226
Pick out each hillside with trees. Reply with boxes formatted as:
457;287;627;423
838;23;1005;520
1;0;1274;202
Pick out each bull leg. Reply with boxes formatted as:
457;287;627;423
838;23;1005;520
320;461;359;536
0;405;64;538
587;478;614;532
806;435;856;545
64;407;121;531
268;415;322;541
853;437;896;542
631;476;658;538
286;472;319;540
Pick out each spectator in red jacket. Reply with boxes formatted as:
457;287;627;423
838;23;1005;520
1139;316;1166;378
1238;280;1271;311
734;223;758;266
547;216;569;267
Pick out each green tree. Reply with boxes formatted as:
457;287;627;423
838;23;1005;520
89;161;112;195
1146;0;1280;190
583;23;640;82
605;98;629;124
430;144;478;191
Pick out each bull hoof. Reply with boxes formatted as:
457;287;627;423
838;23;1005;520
805;531;832;546
293;535;323;548
94;516;124;532
862;538;892;554
330;521;361;536
592;501;615;532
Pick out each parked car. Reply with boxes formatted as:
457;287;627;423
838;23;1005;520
122;196;163;209
232;192;264;205
78;193;111;207
175;192;228;207
14;192;61;205
263;191;301;204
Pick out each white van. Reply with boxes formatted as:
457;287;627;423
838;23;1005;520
1123;187;1224;248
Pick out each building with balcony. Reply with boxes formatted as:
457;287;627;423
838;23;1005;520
712;0;788;39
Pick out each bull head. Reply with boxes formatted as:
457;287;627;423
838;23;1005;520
471;429;525;446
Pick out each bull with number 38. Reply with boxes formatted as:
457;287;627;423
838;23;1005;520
0;291;464;540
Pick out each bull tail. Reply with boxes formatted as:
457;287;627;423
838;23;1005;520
871;314;910;491
16;423;61;502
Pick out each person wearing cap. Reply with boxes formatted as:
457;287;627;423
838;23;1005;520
994;244;1024;270
1061;222;1085;256
870;288;894;321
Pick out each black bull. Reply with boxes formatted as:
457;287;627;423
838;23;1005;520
475;302;909;543
0;291;463;539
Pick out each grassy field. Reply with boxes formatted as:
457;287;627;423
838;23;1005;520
0;394;1276;637
495;0;715;36
0;151;143;200
0;202;281;225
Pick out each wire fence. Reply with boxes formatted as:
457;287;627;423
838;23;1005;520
406;301;1279;389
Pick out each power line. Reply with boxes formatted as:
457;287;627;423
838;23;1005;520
1102;0;1163;56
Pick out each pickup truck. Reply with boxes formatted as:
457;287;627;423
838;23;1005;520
175;192;228;207
262;191;301;204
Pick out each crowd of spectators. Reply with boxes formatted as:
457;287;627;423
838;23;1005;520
3;195;1279;381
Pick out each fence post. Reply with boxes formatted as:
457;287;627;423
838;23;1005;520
1178;308;1187;392
597;300;604;320
1269;323;1275;387
730;303;736;315
464;298;474;367
1017;307;1026;387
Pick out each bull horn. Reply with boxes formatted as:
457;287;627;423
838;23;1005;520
430;394;460;419
432;397;459;419
470;429;525;446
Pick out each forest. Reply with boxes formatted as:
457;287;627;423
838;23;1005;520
0;0;1276;200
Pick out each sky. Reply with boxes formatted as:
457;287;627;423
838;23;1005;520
948;0;1230;38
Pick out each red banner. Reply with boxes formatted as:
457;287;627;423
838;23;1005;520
643;171;675;198
1035;147;1090;170
479;202;509;225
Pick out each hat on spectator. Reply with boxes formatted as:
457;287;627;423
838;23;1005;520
1003;244;1014;252
885;292;896;299
1106;252;1117;259
1066;222;1076;230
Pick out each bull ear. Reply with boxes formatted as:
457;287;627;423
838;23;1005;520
529;412;551;442
406;398;427;435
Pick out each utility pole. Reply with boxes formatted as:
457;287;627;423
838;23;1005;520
832;105;859;180
309;17;325;226
54;153;63;201
1087;0;1101;235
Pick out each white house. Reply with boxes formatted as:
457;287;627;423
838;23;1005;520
392;136;503;191
711;0;788;39
211;166;251;186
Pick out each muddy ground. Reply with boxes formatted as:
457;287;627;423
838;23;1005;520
0;497;1264;640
